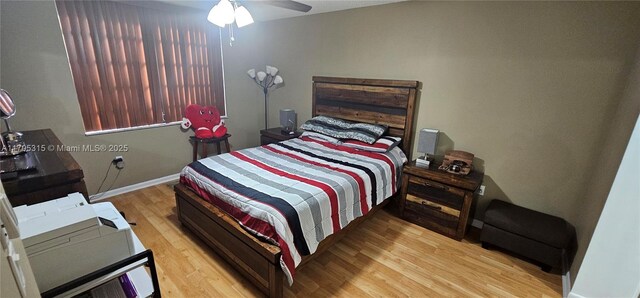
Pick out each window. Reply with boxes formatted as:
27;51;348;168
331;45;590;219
56;0;225;133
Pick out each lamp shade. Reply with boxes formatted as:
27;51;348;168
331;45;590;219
273;75;283;85
417;128;439;155
234;5;254;28
219;0;235;24
280;109;296;130
247;69;256;79
266;65;278;76
257;71;266;82
207;0;234;27
207;5;226;27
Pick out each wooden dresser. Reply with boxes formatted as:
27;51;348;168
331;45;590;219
2;129;88;206
400;161;483;240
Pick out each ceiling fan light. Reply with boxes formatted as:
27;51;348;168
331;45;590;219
235;6;254;28
207;5;226;27
217;0;235;25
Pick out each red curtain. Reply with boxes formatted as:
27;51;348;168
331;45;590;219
56;0;225;132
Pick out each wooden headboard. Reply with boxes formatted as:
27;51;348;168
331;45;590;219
312;76;420;159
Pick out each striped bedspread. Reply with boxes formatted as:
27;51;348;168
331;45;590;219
180;136;407;284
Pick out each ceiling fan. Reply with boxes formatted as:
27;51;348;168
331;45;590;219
207;0;312;26
207;0;311;44
207;0;312;25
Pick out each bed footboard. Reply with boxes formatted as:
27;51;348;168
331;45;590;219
175;184;283;297
174;183;394;297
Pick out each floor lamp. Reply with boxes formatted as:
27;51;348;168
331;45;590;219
247;66;283;129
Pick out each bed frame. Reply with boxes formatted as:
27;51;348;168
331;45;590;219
175;76;420;297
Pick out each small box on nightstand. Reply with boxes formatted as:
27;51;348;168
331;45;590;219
415;156;432;168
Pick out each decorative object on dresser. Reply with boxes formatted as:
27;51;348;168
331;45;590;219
279;109;297;134
481;199;577;273
439;150;474;175
400;161;484;240
2;129;88;207
0;89;26;157
247;66;284;129
260;127;301;146
416;128;439;167
175;76;420;297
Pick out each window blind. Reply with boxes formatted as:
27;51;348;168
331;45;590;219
56;0;225;132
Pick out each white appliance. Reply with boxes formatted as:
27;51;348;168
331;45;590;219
13;193;135;292
1;182;40;298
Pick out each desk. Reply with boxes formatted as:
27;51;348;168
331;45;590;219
2;129;88;206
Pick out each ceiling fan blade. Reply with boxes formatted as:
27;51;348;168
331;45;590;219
258;0;312;13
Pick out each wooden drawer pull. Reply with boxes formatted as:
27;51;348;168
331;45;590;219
425;181;448;191
421;200;442;211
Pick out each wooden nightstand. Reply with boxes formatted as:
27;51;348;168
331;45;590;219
260;127;301;145
400;161;484;240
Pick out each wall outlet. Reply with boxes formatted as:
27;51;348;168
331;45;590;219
113;156;125;169
479;185;486;196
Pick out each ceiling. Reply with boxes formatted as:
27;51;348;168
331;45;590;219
165;0;406;22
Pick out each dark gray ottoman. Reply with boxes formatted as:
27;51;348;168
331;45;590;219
480;200;577;273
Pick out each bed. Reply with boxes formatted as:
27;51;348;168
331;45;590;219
175;76;419;297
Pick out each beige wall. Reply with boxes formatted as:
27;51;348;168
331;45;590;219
223;1;640;222
568;46;640;282
0;0;267;194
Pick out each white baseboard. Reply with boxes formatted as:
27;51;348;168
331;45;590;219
90;173;180;202
567;292;585;298
562;271;571;297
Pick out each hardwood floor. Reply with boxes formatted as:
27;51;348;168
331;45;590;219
107;184;562;297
